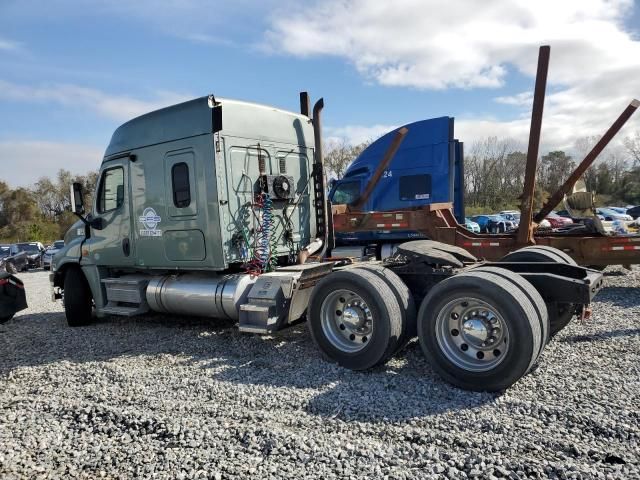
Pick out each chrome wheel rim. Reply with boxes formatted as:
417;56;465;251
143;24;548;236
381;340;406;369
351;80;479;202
435;297;509;372
320;289;373;353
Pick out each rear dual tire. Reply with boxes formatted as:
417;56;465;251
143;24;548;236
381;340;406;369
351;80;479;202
417;269;543;392
500;246;576;337
308;267;403;370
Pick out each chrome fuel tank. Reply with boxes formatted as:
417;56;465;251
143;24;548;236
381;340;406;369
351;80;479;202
146;273;256;320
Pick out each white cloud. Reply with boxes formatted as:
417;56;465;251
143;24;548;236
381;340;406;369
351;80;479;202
0;37;21;52
494;92;533;107
267;0;638;89
267;0;640;152
0;141;104;187
325;124;398;146
0;79;191;121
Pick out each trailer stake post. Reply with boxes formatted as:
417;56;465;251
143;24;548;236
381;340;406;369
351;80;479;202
534;99;640;223
518;45;550;246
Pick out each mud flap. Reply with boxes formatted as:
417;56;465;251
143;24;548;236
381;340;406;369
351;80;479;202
0;272;27;323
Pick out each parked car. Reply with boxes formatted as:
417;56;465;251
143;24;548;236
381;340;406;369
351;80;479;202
498;210;521;226
42;240;65;270
556;209;605;221
16;242;45;269
470;214;514;233
545;211;573;228
624;205;640;219
607;206;628;215
463;218;480;233
596;208;633;222
0;244;29;273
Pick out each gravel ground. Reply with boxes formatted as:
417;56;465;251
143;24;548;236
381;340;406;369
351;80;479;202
1;268;639;479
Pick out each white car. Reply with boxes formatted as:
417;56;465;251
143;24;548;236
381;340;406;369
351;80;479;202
596;208;633;222
498;210;521;226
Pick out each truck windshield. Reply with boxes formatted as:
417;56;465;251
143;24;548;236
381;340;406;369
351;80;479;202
331;181;360;205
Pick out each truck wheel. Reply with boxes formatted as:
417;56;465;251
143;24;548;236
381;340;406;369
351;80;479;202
500;246;575;337
5;262;16;274
508;245;577;266
356;264;417;353
63;267;93;327
417;271;542;391
465;266;549;355
308;268;402;370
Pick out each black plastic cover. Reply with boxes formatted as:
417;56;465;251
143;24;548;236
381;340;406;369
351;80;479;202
0;272;27;322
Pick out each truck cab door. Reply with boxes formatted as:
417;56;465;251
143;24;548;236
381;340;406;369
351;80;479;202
86;159;135;267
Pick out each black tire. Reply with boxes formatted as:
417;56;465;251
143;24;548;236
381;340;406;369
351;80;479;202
417;271;541;392
308;268;402;370
357;264;416;353
63;267;93;327
5;262;16;274
500;246;576;337
0;313;14;324
465;266;549;355
501;246;561;264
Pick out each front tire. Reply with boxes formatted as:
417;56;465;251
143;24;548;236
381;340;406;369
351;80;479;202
417;271;542;392
308;268;402;370
63;267;93;327
5;262;16;274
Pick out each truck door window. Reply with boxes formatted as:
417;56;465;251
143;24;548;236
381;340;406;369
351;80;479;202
97;167;124;213
399;174;431;201
331;181;360;205
171;162;191;208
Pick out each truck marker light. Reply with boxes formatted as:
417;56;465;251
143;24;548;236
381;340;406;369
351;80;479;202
603;245;640;251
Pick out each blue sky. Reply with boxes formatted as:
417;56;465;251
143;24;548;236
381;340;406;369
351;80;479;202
1;0;639;186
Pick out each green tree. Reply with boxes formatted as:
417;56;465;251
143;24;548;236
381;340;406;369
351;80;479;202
540;151;575;194
324;140;371;179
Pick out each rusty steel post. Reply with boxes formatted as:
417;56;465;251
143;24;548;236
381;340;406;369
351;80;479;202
517;45;550;246
534;99;640;223
351;127;408;211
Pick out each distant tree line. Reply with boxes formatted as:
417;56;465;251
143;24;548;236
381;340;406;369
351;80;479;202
464;134;640;213
324;131;640;214
0;169;97;243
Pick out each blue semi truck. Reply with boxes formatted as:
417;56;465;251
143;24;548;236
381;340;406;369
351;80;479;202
329;116;464;248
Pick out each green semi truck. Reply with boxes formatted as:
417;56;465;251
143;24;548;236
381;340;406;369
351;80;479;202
51;92;603;391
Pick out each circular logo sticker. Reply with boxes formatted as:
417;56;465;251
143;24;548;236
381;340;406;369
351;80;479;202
140;207;161;229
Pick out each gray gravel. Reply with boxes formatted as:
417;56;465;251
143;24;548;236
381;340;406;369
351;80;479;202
1;268;639;479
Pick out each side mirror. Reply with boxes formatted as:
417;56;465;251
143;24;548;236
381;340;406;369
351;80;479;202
70;182;84;214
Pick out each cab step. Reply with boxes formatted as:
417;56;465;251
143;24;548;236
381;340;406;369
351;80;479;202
101;276;149;316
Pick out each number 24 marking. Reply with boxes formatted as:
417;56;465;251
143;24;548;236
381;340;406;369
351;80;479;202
383;170;393;178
